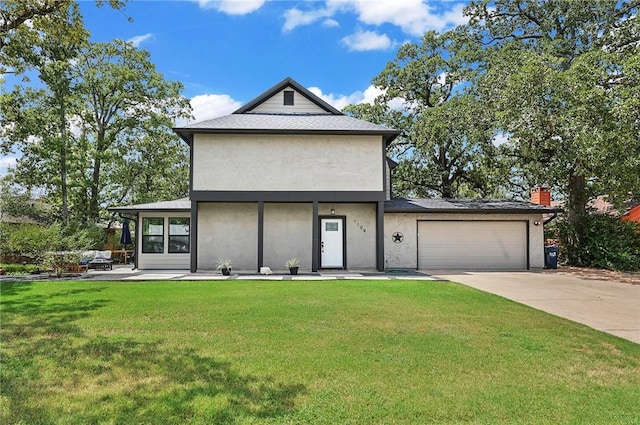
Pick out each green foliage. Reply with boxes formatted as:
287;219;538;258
558;214;640;271
1;222;97;275
0;263;41;275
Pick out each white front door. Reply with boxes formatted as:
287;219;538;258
321;218;344;268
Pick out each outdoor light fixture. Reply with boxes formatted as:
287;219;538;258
534;221;541;226
331;207;335;215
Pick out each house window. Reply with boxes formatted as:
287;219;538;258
169;217;190;253
284;90;294;105
142;217;164;253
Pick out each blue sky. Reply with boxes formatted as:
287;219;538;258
1;0;469;174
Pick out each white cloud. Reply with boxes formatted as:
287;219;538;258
492;132;509;146
308;84;408;111
308;87;364;111
322;18;340;28
342;30;393;51
283;7;333;32
127;33;153;47
283;0;468;35
197;0;267;15
187;93;243;124
0;156;17;176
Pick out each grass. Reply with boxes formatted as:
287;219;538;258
1;279;639;424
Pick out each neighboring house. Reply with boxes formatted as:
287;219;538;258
622;203;640;223
111;77;556;272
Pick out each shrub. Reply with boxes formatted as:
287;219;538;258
558;213;640;271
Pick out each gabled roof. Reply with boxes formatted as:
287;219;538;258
233;77;342;115
173;77;400;145
385;198;562;214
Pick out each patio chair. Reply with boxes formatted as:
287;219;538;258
89;250;113;271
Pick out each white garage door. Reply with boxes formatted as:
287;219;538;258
418;221;528;270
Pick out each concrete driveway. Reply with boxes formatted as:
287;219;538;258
428;271;640;344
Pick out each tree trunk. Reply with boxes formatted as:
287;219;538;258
57;90;69;225
566;174;587;265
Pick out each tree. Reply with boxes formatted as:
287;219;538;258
467;0;640;264
0;0;127;74
345;28;503;198
72;40;191;222
1;39;192;226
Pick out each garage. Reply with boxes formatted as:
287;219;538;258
417;220;528;270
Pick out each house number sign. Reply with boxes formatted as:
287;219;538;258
353;219;367;233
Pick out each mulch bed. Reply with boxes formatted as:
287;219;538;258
544;266;640;285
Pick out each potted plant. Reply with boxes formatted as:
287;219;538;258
216;257;232;276
285;258;300;275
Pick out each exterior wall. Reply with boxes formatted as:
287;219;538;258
321;203;377;269
192;134;383;192
384;212;545;270
263;203;313;271
197;203;258;270
250;89;330;114
385;162;391;200
137;212;190;270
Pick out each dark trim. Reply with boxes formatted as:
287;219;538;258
319;215;347;270
385;207;559;214
134;213;139;270
191;190;385;202
312;201;319;272
233;77;342;115
526;221;530;270
174;128;399;146
189;136;194;196
376;201;384;272
190;201;198;273
257;201;264;272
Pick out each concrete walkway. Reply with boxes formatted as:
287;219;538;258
429;271;640;344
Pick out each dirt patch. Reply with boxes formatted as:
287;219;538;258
543;266;640;285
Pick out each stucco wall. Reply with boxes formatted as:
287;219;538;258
263;203;313;271
197;203;258;270
192;134;383;192
384;212;545;270
137;212;190;270
321;203;377;269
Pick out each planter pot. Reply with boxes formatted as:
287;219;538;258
221;268;231;276
289;266;299;275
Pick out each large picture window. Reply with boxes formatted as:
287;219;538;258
169;218;190;253
142;218;164;253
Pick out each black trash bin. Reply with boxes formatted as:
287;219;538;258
544;246;559;269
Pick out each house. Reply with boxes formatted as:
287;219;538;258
110;77;557;272
622;203;640;223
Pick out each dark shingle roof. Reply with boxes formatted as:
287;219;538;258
174;113;399;145
385;198;561;213
109;198;190;213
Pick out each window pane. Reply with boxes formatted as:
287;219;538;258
142;218;164;253
169;236;190;253
143;218;164;236
169;218;190;253
169;218;189;236
142;235;164;253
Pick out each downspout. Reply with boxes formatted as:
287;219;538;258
543;212;558;226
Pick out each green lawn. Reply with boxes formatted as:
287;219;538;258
1;279;639;424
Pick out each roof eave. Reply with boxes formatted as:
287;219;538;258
172;127;400;139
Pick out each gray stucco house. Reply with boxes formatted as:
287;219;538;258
111;77;555;272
